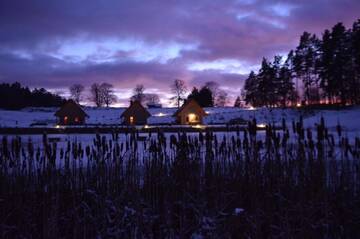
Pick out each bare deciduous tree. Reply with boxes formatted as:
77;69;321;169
100;83;117;107
131;84;145;103
215;90;229;107
170;79;187;108
69;84;84;104
90;83;103;107
90;83;117;107
144;93;160;105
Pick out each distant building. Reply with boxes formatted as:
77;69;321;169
55;100;88;125
173;99;206;125
147;103;162;108
121;100;151;125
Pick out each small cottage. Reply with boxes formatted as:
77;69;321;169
54;100;88;125
173;99;206;125
121;100;151;125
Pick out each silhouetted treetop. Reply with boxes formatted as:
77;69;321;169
0;82;65;110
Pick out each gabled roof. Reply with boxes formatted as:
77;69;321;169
54;99;89;118
121;100;151;118
173;98;206;116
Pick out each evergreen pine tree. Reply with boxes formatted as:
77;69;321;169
187;86;213;107
234;96;242;107
243;71;259;107
351;19;360;103
257;58;276;107
278;53;297;107
319;29;335;103
330;23;352;104
198;87;214;107
294;32;321;105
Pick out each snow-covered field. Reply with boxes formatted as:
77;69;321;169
0;106;360;133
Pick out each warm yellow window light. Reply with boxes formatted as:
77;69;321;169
187;113;198;123
130;116;134;124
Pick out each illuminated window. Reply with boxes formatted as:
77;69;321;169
130;116;134;124
187;113;198;123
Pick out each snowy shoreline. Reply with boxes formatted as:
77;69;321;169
0;106;359;135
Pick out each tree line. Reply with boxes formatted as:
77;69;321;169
125;80;230;108
69;80;232;108
0;82;65;110
72;79;236;108
0;82;119;110
242;19;360;107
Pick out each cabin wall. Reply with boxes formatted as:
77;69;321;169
177;106;204;125
57;116;85;125
122;102;150;125
179;113;203;124
123;115;148;125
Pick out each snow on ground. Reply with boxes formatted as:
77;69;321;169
0;106;359;134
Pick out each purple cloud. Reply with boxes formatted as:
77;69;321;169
0;0;359;105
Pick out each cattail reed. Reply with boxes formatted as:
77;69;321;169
0;118;359;238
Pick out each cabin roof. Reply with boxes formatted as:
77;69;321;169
54;100;89;118
121;100;151;118
173;99;206;117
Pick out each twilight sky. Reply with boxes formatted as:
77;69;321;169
0;0;359;106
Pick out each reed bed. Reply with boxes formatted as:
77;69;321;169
1;118;360;238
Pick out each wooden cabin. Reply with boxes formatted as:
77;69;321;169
121;100;151;125
54;100;88;125
173;99;206;125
